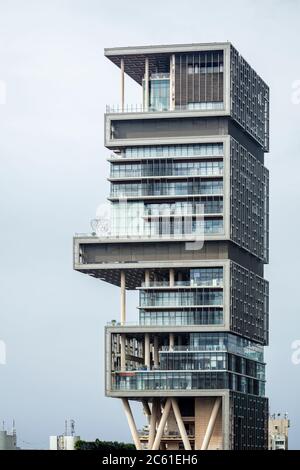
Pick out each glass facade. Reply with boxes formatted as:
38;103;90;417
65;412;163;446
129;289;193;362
110;180;223;198
149;76;170;112
190;267;223;286
159;351;227;370
187;102;224;110
144;199;223;216
110;142;224;237
120;143;223;159
111;201;223;237
112;371;265;396
183;333;264;362
110;331;265;396
110;160;223;178
140;289;223;307
139;308;224;326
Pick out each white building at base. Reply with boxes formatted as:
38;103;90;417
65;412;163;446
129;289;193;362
49;435;80;450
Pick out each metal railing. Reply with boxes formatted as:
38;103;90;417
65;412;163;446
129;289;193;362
106;319;223;327
109;152;224;160
110;169;223;178
160;345;227;352
140;279;223;288
106;102;225;114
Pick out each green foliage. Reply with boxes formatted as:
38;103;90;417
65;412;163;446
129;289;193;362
75;439;135;451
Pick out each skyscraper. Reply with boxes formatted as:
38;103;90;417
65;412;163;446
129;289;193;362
74;42;270;450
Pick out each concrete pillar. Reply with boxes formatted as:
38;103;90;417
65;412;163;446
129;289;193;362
144;57;149;111
171;399;192;450
145;333;150;369
153;336;159;367
148;399;158;449
122;399;142;450
121;58;125;111
120;271;126;325
120;334;126;371
201;397;222;450
169;268;175;287
169;53;175;111
142;400;151;423
152;399;172;450
169;333;175;351
145;269;150;287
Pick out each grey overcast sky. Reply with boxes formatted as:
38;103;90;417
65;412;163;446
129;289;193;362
0;0;300;449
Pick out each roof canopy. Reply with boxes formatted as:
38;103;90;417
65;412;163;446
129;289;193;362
104;42;229;85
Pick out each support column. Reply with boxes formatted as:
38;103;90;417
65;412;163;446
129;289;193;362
201;397;222;450
122;399;142;450
153;336;159;367
142;400;151;423
144;57;149;111
169;268;175;287
145;269;150;287
148;399;158;449
152;399;172;450
169;333;175;351
121;58;125;112
144;333;150;369
120;271;126;325
120;334;126;371
169;53;175;111
171;399;192;450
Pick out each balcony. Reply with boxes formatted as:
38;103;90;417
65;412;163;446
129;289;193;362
106;102;225;114
140;279;223;288
140;292;223;308
112;370;229;391
160;345;227;352
109;168;223;179
108;142;224;161
110;370;264;395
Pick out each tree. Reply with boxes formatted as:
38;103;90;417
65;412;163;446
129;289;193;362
75;439;135;451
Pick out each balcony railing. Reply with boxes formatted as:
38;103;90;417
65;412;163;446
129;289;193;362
110;168;223;178
111;370;229;391
106;102;224;114
140;279;223;288
160;345;227;352
106;317;224;327
111;371;264;395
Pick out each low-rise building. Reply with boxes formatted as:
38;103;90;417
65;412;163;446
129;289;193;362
269;414;290;450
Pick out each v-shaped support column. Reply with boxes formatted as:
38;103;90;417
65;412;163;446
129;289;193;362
201;397;222;450
122;398;142;450
171;398;192;450
152;399;172;450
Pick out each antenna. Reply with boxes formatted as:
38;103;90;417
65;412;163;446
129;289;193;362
70;419;75;437
64;419;68;436
12;419;16;436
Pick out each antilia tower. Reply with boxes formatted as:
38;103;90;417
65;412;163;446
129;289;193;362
74;43;270;450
